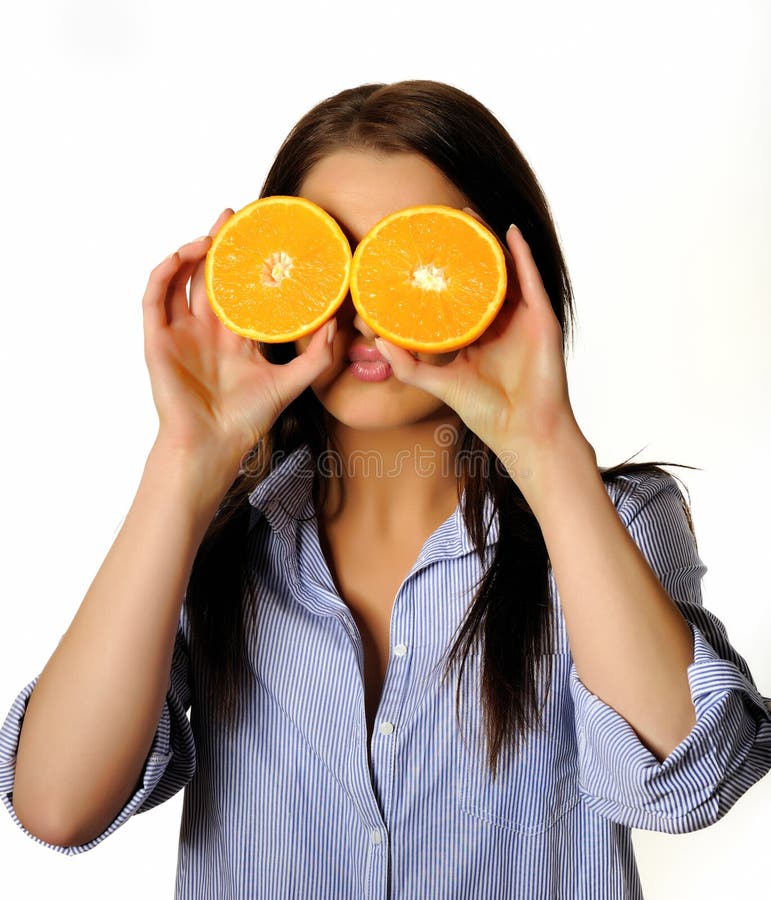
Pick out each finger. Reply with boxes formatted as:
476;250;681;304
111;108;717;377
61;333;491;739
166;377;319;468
210;207;235;238
373;337;454;402
191;208;234;320
462;206;486;225
500;233;523;307
166;236;211;323
142;252;181;334
505;224;548;311
274;318;337;404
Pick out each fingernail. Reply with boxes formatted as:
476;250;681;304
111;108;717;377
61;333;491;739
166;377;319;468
326;319;337;344
508;223;520;233
374;337;392;361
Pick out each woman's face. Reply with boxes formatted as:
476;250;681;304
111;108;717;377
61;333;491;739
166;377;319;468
295;149;470;432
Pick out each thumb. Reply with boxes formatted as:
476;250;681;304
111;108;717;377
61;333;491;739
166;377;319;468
374;337;452;402
275;318;337;403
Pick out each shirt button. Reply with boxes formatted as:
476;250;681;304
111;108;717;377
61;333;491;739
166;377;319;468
394;643;407;657
370;828;382;845
378;721;395;735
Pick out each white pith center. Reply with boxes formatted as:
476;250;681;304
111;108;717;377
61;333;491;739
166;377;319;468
261;251;294;287
410;263;447;291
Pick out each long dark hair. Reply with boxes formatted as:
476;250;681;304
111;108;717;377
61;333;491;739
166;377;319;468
186;80;699;778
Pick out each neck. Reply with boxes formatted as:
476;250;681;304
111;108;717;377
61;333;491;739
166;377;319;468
318;410;465;530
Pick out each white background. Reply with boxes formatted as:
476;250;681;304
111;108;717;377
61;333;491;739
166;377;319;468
1;0;769;897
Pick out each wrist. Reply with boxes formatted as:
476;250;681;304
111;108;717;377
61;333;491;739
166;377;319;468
150;430;248;472
145;435;246;518
496;421;598;509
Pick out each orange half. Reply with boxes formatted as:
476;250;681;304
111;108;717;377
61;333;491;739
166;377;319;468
349;205;507;353
205;196;352;342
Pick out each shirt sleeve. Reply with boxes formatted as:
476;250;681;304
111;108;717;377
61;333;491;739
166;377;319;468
0;610;196;855
570;470;771;834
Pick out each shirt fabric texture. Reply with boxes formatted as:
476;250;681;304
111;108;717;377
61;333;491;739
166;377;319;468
2;443;771;899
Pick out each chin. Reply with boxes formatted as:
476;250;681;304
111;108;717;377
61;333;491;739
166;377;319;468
326;405;443;432
312;387;447;433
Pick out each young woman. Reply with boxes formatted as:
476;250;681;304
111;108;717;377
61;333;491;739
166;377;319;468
2;80;770;899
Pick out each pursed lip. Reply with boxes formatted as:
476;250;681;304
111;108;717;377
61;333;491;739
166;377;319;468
346;344;388;363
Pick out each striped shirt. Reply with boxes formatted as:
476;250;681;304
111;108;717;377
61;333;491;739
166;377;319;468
2;443;771;898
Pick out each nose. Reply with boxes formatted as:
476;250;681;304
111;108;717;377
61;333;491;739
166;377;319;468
339;292;378;340
352;308;378;340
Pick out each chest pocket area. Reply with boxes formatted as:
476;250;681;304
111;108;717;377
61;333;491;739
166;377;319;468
456;651;580;835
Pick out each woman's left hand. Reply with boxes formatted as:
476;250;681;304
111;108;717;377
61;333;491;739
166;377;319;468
374;216;590;482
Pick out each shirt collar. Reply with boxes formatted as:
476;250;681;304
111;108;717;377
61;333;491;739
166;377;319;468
246;441;500;555
247;443;316;534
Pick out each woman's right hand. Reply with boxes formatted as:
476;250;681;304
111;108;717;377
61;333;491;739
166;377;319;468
142;209;336;472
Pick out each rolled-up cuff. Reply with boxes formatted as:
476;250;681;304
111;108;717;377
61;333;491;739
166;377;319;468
0;676;176;855
571;623;771;833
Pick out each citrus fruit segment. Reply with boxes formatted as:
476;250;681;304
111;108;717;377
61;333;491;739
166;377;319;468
205;196;352;342
349;205;507;353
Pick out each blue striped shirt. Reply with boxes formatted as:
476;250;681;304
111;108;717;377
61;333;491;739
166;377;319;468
2;444;771;898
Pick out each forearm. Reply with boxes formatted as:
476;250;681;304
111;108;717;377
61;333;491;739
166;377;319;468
510;431;696;762
13;440;237;846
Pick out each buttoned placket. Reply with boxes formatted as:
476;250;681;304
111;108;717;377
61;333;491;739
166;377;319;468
280;504;394;899
366;583;413;821
287;516;441;900
248;447;497;899
290;503;488;900
351;572;418;900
